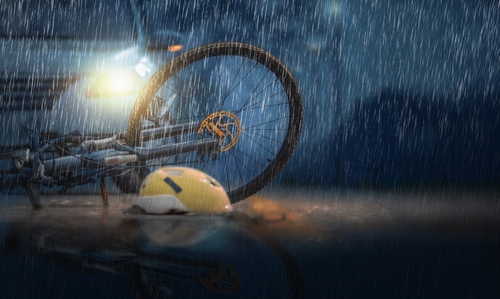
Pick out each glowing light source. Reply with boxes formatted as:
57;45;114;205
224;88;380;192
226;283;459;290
87;69;143;98
135;62;150;77
168;44;183;52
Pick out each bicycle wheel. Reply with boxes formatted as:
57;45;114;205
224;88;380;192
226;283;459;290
127;42;302;203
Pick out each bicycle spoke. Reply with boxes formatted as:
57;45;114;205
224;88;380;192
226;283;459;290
243;129;284;145
234;73;278;116
239;91;287;112
219;55;243;110
234;146;268;169
243;115;290;130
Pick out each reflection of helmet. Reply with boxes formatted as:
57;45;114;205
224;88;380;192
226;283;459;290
138;167;232;215
139;216;224;248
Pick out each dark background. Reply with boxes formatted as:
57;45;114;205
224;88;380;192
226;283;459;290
2;0;499;187
143;0;500;187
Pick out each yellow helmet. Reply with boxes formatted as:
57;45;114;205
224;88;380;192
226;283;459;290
138;167;233;215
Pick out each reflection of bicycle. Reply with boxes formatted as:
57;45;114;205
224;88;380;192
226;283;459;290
1;208;306;298
0;42;303;210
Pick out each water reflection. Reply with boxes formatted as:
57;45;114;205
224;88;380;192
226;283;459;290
1;205;306;298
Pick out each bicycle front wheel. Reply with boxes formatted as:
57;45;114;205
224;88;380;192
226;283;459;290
127;42;302;203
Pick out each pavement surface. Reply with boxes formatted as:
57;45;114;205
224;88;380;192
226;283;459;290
0;185;499;298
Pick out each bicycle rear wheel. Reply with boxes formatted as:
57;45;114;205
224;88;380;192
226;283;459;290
127;42;302;203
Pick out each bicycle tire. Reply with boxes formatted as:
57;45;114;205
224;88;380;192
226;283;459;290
127;42;302;203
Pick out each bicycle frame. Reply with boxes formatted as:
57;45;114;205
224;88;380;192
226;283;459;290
0;120;221;209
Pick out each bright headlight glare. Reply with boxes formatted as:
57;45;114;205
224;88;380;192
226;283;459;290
87;69;143;98
135;62;150;77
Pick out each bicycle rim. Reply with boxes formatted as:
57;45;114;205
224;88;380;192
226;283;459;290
128;42;302;203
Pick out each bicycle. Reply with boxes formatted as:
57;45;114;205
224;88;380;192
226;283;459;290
0;42;303;210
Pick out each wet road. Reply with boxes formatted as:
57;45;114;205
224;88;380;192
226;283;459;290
0;185;499;298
